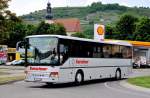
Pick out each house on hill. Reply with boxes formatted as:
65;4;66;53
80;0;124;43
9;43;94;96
46;18;81;36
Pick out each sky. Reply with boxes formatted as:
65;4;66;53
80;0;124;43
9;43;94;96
8;0;150;16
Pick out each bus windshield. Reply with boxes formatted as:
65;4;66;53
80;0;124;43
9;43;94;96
26;37;59;65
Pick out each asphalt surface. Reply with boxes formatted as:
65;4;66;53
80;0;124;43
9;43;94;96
0;68;150;98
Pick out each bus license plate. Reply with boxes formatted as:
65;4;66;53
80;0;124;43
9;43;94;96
34;78;42;81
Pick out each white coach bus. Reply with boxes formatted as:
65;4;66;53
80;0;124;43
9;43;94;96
23;35;132;85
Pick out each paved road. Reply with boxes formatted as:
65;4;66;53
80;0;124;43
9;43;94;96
0;69;150;98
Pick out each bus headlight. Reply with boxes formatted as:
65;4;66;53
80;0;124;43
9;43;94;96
50;72;59;78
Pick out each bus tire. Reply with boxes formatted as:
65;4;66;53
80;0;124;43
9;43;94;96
75;71;84;85
115;69;121;80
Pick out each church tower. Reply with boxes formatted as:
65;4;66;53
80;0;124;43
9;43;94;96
45;1;53;20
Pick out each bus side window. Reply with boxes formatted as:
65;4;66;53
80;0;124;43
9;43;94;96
111;45;125;58
122;46;132;58
59;44;69;63
60;44;64;53
93;44;103;58
17;42;25;51
103;45;111;58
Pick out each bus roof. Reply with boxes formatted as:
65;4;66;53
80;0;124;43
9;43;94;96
26;35;132;46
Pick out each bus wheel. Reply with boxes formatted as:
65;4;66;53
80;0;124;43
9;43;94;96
75;71;84;85
115;69;121;80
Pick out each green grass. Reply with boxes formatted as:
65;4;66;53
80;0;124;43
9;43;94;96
128;76;150;88
0;75;25;85
0;68;25;85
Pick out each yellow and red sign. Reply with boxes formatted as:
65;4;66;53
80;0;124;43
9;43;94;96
94;24;105;41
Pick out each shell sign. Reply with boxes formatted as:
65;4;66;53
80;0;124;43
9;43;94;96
94;24;105;41
97;26;104;35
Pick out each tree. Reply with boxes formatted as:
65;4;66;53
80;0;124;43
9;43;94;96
0;15;8;43
5;10;22;22
35;21;66;35
133;17;150;41
26;24;36;35
89;2;127;13
71;32;87;38
83;25;93;39
0;0;11;43
0;0;24;45
6;23;27;47
53;23;66;35
1;13;23;46
105;24;115;39
116;14;138;40
35;21;50;34
0;0;10;10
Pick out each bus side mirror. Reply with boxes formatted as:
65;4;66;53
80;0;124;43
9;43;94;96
16;41;24;51
16;40;30;52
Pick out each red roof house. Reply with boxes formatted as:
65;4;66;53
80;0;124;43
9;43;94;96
46;18;81;36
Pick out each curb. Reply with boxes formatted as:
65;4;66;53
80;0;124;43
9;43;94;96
120;80;150;93
0;66;25;70
0;79;24;85
0;75;25;85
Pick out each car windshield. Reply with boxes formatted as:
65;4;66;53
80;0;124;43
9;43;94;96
26;37;59;65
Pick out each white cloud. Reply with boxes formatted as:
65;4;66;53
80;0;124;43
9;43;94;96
9;0;46;15
102;0;150;7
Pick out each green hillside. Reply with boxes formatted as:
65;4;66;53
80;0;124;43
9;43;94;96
21;2;150;39
21;2;150;25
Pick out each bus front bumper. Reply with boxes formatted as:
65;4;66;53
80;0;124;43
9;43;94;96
25;73;59;83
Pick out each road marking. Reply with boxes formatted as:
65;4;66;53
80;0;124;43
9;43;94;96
104;82;150;98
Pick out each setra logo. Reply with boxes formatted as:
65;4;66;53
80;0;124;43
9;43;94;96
30;67;48;71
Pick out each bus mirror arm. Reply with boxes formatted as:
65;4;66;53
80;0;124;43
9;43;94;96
23;40;29;67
